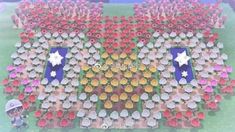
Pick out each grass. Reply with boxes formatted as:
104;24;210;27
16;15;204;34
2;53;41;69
0;2;235;132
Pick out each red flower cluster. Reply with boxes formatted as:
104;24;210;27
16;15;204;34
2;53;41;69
134;0;226;33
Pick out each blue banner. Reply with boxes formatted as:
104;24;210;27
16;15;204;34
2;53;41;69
45;47;68;83
170;47;194;83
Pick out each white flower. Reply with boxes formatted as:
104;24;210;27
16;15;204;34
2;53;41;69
48;51;63;67
50;71;56;77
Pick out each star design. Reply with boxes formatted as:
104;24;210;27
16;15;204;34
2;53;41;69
174;51;191;67
50;71;56;77
48;51;63;67
182;71;188;78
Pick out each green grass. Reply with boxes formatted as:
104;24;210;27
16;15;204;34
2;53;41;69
0;2;235;132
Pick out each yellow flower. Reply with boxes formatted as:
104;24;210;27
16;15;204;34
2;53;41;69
91;79;99;87
130;53;137;60
104;100;113;109
120;64;127;71
139;78;147;85
100;78;108;85
92;66;100;73
111;79;119;87
150;79;158;86
131;79;138;87
144;85;153;93
110;94;119;102
111;53;119;60
125;100;134;109
120;78;128;85
139;64;146;71
101;52;109;59
124;58;132;65
120;52;127;59
124;71;132;78
149;65;157;73
80;78;88;85
105;85;113;93
99;93;107;101
106;58;113;65
84;85;93;93
130;66;137;73
124;85;133;93
101;64;109;71
82;64;90;71
111;66;119;73
86;71;94;78
105;70;113;78
131;94;140;102
120;93;128;101
143;71;152;78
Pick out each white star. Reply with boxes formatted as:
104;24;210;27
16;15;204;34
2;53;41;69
48;51;63;67
174;51;191;67
50;71;56;77
182;71;188;78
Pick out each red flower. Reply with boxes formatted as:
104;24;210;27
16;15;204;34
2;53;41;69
18;93;25;101
56;110;64;118
22;37;29;43
215;94;222;102
197;112;205;120
4;87;13;94
23;101;29;110
191;118;201;128
203;93;210;101
113;43;119;48
207;102;218;110
2;78;9;86
68;111;76;120
230;79;235;86
185;110;193;119
124;47;132;54
28;32;34;38
163;110;171;119
167;118;178;127
175;112;183;119
37;119;47;127
12;80;20;87
29;94;36;103
218;78;226;85
106;47;114;54
60;119;69;127
46;112;53;120
34;110;42;118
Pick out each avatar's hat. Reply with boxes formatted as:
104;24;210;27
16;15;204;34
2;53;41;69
5;99;22;112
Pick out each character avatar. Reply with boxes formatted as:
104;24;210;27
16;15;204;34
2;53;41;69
5;99;28;129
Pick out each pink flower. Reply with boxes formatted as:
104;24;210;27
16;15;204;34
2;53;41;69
24;86;33;93
221;72;228;79
199;78;207;85
210;79;218;87
204;86;214;93
226;66;233;73
21;78;30;85
214;64;222;71
9;72;17;79
7;65;14;71
32;79;40;87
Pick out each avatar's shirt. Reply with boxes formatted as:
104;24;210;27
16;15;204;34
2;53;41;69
11;116;24;127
